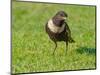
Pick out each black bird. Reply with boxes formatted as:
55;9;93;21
45;11;75;54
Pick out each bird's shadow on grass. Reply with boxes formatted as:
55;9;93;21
76;47;96;55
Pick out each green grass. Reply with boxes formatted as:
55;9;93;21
12;1;96;74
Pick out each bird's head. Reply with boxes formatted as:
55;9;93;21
52;11;68;27
54;11;68;21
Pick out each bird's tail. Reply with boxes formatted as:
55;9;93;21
68;37;75;43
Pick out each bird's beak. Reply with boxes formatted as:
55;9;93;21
62;17;67;20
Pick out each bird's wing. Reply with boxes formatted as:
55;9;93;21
64;22;71;37
64;22;75;43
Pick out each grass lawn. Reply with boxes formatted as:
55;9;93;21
12;1;96;74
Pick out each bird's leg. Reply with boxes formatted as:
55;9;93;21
65;41;68;54
53;41;57;55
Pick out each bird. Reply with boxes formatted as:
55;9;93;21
45;11;75;55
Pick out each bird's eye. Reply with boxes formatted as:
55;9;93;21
60;14;64;16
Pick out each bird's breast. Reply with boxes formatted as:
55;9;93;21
47;19;65;33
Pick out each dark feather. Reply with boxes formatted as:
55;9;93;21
45;11;75;54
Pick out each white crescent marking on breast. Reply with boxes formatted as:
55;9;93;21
48;19;65;33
